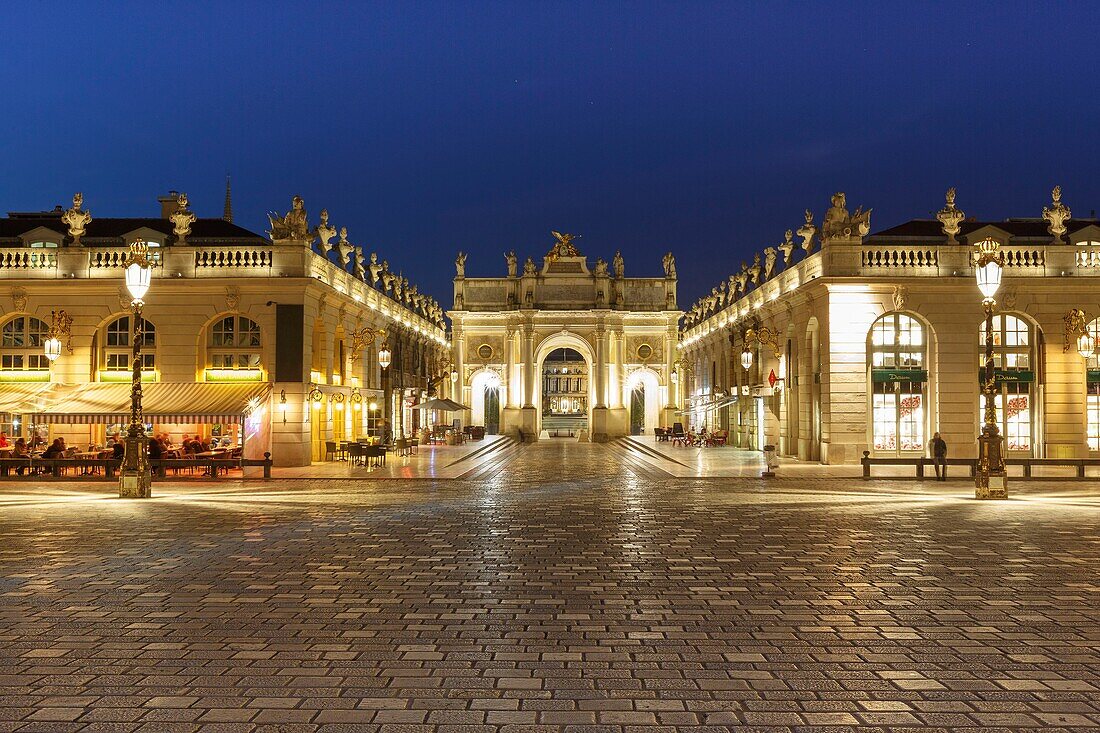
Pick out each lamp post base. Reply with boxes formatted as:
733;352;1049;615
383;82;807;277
975;429;1008;500
119;471;152;499
975;472;1008;500
118;435;152;499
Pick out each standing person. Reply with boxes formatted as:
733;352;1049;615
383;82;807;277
930;431;948;481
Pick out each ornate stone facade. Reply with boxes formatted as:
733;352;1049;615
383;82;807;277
450;232;681;441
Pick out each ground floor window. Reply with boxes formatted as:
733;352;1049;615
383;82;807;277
871;378;925;453
996;383;1032;452
1089;383;1100;451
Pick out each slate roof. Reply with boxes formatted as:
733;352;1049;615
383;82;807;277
0;214;267;242
867;218;1100;241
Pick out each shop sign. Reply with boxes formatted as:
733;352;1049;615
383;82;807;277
977;369;1034;384
768;369;777;388
740;385;750;396
1088;369;1100;383
871;368;928;383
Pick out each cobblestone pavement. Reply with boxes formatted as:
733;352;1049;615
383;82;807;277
1;441;1099;732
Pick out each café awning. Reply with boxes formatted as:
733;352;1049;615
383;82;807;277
0;382;57;415
675;395;737;415
32;382;272;424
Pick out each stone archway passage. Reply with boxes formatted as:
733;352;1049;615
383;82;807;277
541;347;588;437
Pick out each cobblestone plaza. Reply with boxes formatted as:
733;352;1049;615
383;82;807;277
2;442;1099;731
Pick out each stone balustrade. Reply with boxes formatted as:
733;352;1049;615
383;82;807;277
681;239;1091;343
0;242;446;340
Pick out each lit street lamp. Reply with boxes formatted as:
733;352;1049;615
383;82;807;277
43;310;73;362
974;238;1007;499
377;341;393;439
119;241;153;499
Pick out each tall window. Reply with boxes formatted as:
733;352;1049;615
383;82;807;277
101;316;155;374
1086;318;1100;451
869;313;927;454
208;315;262;369
979;314;1034;453
1;317;50;372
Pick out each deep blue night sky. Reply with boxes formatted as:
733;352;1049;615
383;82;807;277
3;1;1098;307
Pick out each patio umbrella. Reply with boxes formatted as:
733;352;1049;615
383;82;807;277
417;398;468;412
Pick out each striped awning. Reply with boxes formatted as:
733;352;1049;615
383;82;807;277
0;382;58;415
675;395;738;416
32;382;272;424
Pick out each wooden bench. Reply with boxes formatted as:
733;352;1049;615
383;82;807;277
861;451;1100;480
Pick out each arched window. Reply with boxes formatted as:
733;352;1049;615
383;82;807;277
1;317;50;373
1085;318;1100;451
869;313;927;454
978;313;1035;453
100;316;155;377
208;315;262;369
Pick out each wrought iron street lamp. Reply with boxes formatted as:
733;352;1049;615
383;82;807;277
736;320;782;371
974;238;1007;499
43;310;73;362
1064;308;1096;359
119;241;153;499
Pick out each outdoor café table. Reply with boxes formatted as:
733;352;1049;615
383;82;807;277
75;451;107;475
194;449;232;476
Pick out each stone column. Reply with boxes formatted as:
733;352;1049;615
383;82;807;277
504;328;516;408
594;329;607;408
518;325;538;437
522;328;535;408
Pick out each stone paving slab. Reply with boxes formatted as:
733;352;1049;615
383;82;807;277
1;441;1099;732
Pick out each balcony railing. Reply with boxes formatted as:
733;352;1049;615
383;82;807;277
194;247;273;269
0;251;56;270
861;247;938;269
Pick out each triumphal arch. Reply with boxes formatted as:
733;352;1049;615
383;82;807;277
449;232;682;442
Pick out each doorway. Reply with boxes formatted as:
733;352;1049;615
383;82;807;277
630;386;644;435
484;386;500;435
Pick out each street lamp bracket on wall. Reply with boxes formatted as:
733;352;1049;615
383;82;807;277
1063;308;1096;358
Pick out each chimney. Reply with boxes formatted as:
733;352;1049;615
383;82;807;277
158;190;181;219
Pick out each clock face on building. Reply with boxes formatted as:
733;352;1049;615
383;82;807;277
477;344;494;360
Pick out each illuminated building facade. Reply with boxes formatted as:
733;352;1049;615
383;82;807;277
449;234;681;441
0;192;450;469
678;188;1100;463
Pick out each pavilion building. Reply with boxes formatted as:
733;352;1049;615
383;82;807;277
678;188;1100;463
0;192;450;469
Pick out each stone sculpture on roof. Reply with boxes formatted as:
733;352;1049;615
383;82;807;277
268;195;310;242
61;193;92;245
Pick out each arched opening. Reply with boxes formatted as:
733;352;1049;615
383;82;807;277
978;312;1039;456
1086;317;1100;452
802;317;821;461
470;369;502;435
533;332;596;439
868;312;929;456
625;368;660;436
541;347;588;437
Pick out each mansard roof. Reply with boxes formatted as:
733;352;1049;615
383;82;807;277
867;217;1100;242
0;213;266;242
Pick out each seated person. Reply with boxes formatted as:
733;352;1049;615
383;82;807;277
147;438;163;460
41;438;64;459
12;438;29;475
111;441;125;460
0;432;9;448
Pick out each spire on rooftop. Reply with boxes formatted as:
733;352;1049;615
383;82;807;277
223;176;233;223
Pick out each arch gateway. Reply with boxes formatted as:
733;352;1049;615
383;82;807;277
449;234;681;441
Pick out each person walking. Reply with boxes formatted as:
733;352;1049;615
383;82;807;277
930;431;948;481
